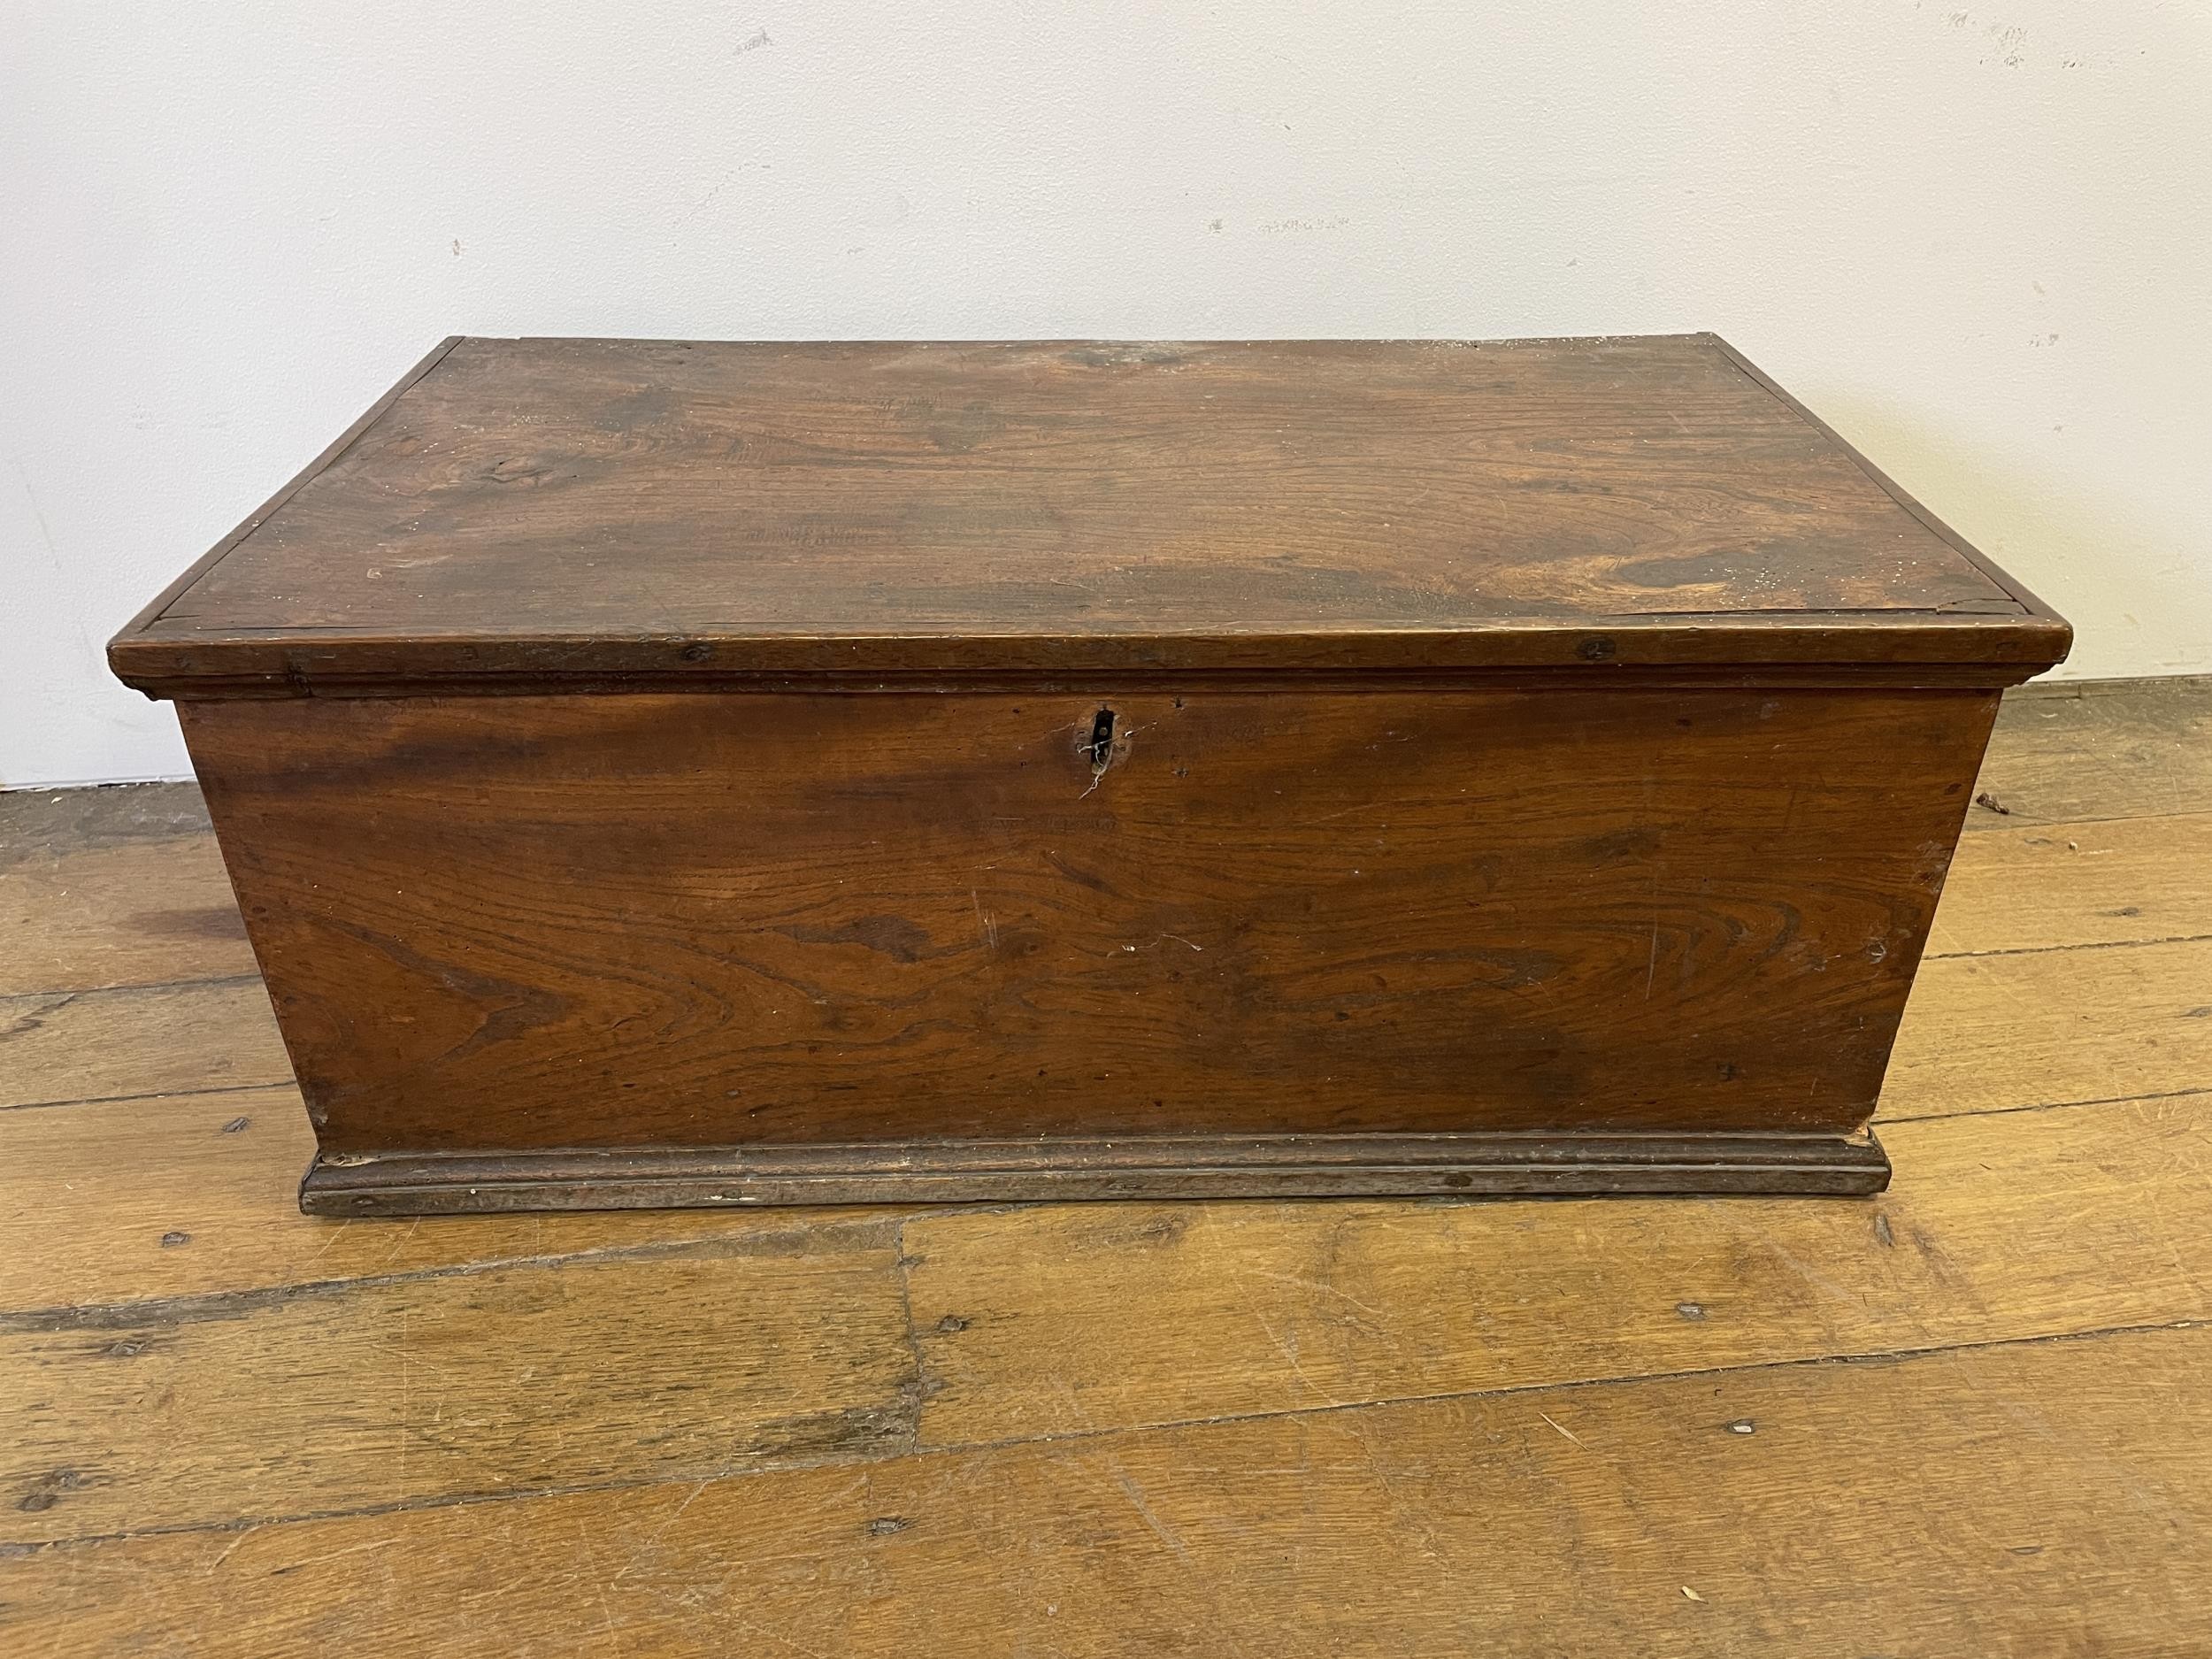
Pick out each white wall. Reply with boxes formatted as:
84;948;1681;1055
5;1;2208;787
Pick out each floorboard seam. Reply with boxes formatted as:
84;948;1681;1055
1878;1085;2212;1127
1962;808;2210;833
6;1314;2201;1557
1;1080;290;1114
0;1216;913;1332
1924;931;2212;962
1;972;266;1003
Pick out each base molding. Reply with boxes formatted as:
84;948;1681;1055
300;1127;1890;1215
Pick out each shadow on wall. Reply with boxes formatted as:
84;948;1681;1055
1805;396;2195;682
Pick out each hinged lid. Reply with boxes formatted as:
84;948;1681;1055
110;334;2070;697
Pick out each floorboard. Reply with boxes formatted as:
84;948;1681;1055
1964;674;2212;829
0;825;253;996
1930;810;2212;956
4;1325;2204;1655
1884;935;2212;1121
2;1222;917;1544
900;1092;2212;1445
0;1086;896;1310
3;677;2208;1653
0;978;290;1110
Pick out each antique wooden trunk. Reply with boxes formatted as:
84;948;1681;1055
111;335;2070;1214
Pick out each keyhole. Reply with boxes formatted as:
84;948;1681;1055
1086;707;1117;773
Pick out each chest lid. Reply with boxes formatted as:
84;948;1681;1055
110;334;2069;696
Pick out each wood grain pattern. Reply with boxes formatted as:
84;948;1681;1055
0;1225;915;1542
0;827;251;996
1928;810;2212;956
0;1087;888;1312
1964;674;2212;829
98;335;2072;1208
0;898;2185;1310
2;676;2208;1652
1882;929;2212;1122
5;1326;2204;1655
1884;934;2212;1121
184;686;1993;1165
0;979;289;1110
107;335;2068;694
0;780;210;858
900;1092;2212;1445
11;774;2184;1133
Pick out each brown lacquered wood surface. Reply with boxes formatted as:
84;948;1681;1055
107;335;2069;693
181;685;1991;1179
3;678;2211;1653
100;333;2073;1209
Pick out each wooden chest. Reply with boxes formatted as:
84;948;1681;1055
111;335;2070;1214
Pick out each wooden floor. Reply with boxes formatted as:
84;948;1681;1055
4;676;2209;1655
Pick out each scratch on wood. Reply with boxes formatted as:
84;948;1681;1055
205;1525;257;1574
1538;1410;1585;1447
612;1479;711;1580
1120;934;1204;954
1104;1455;1192;1563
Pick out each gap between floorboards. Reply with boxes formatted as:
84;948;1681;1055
5;1311;2200;1558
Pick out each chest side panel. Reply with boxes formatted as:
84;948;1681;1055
182;686;1993;1150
